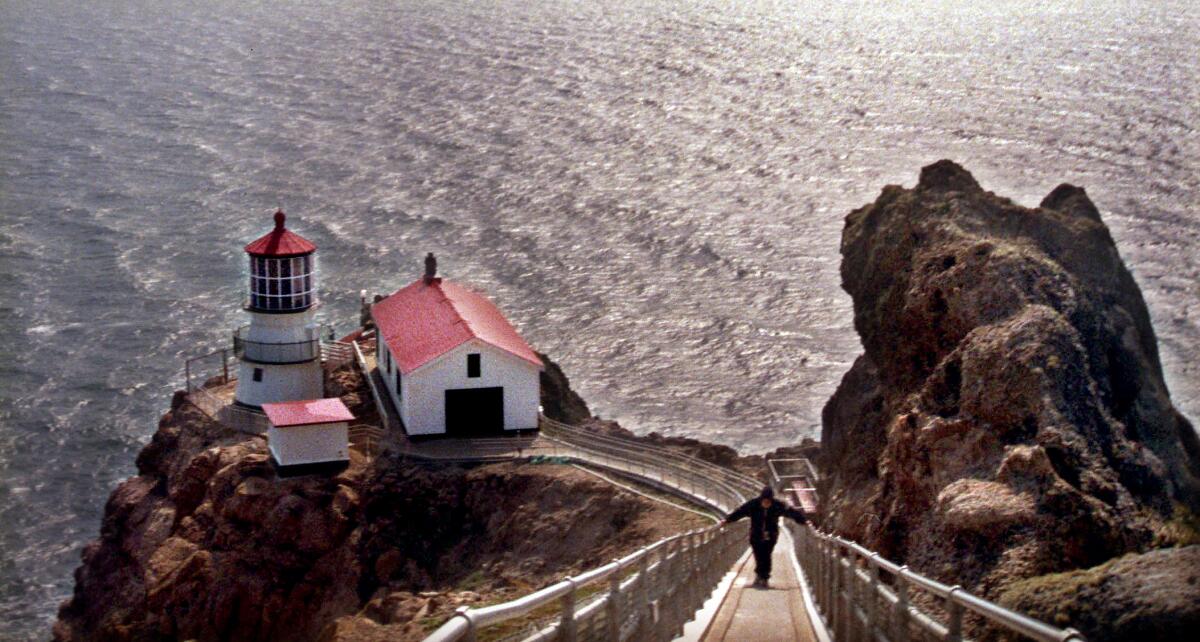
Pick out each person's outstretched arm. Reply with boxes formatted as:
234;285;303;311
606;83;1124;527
724;499;753;524
784;505;808;525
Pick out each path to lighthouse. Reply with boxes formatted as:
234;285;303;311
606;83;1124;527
695;535;819;642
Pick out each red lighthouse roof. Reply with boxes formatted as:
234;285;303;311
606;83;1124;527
244;210;317;256
372;276;543;374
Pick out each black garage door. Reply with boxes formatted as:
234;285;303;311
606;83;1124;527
445;387;505;436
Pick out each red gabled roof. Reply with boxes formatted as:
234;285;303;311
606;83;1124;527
372;278;543;374
244;210;317;256
262;398;354;427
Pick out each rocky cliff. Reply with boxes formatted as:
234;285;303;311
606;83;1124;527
819;160;1200;640
53;365;708;642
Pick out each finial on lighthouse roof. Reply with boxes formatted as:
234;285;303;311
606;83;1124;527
424;252;438;285
244;209;316;256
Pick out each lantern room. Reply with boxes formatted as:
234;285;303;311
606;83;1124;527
244;209;318;313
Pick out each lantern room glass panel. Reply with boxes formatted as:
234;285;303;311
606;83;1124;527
247;254;315;312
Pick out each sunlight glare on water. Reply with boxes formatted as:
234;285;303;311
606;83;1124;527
0;0;1197;638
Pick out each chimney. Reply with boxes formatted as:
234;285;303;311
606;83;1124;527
424;252;438;285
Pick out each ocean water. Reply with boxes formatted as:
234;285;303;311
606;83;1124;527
1;0;1197;637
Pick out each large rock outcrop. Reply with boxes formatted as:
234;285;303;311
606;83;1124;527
538;350;593;425
53;365;707;642
819;161;1200;638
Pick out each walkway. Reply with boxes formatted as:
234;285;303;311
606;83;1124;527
354;345;825;641
699;530;819;642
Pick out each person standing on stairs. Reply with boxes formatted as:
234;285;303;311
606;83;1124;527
722;486;808;588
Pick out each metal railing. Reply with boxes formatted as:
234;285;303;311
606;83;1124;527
183;335;350;438
428;525;745;642
788;527;1086;642
187;384;270;435
184;347;234;392
351;339;398;433
425;421;760;642
775;482;1087;642
768;457;819;514
348;424;385;460
322;340;355;370
427;420;1088;642
540;418;762;512
233;325;322;364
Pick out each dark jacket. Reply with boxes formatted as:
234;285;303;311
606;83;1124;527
725;497;807;543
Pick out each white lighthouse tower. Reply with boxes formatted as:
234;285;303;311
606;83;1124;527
233;210;324;408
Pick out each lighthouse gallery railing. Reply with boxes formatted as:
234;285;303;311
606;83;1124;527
425;418;1086;642
232;325;322;365
182;338;355;436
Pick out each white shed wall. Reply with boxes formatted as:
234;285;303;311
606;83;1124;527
268;421;349;466
378;338;540;436
377;339;412;429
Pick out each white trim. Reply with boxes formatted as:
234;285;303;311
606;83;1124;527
786;528;833;642
267;442;351;466
675;548;751;642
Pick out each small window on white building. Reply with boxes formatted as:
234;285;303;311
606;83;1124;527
253;368;263;382
467;353;481;378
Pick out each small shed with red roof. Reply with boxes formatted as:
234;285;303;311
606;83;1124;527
262;397;354;473
372;255;543;437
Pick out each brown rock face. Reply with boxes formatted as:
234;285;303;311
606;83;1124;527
538;351;593;425
54;366;707;642
819;161;1200;634
999;545;1200;642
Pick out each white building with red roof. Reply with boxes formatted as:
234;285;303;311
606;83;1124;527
372;254;543;437
262;398;354;474
233;210;325;408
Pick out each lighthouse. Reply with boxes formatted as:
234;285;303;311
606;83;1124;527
233;210;324;408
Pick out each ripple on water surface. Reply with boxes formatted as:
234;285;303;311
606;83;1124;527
0;0;1198;639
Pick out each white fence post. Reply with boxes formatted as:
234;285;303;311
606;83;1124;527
607;560;623;641
894;566;911;642
560;578;578;642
